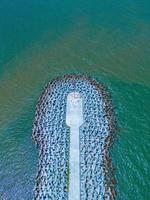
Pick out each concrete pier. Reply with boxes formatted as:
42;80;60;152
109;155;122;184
66;92;83;200
32;75;116;200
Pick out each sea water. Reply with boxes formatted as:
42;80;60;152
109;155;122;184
0;0;150;199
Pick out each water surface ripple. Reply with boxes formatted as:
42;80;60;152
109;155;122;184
0;0;150;199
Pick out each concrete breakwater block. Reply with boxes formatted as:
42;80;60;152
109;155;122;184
32;74;116;200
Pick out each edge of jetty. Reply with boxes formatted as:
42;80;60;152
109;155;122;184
32;74;117;199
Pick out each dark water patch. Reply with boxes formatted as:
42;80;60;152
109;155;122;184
109;79;150;200
0;110;38;199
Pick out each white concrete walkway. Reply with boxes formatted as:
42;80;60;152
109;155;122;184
66;92;83;200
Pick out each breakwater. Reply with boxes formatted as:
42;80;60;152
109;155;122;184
32;74;116;199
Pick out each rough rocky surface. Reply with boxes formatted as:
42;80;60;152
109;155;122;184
32;75;116;200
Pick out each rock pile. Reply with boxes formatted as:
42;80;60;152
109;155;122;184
32;74;116;200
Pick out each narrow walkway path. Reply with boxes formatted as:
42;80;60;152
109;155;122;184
66;92;83;200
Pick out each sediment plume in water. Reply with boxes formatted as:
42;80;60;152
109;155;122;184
32;74;117;200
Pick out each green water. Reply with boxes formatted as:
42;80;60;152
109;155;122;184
0;0;150;199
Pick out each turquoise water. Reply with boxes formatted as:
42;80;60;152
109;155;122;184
0;0;150;199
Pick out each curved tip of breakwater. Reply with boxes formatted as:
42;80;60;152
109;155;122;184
32;74;116;199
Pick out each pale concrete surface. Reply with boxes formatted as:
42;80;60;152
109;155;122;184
66;92;83;200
